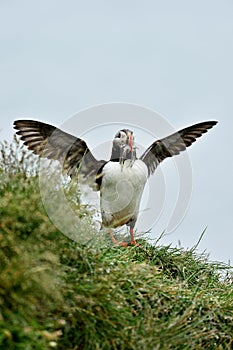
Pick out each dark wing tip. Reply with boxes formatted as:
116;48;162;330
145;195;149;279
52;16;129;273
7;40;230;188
201;120;218;128
14;119;32;127
13;120;45;135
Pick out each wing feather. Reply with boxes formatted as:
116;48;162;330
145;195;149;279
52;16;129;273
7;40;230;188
140;121;217;176
13;120;106;183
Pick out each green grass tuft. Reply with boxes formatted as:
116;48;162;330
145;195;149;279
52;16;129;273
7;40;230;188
0;139;232;349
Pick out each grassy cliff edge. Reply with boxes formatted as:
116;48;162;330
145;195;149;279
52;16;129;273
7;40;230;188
0;140;232;349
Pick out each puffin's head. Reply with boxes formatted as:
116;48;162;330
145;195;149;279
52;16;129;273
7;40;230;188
111;129;136;161
113;129;134;150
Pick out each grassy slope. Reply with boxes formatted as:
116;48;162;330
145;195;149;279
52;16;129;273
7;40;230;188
0;140;233;349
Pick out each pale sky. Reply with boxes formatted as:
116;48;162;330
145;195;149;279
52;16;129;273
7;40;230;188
0;0;233;263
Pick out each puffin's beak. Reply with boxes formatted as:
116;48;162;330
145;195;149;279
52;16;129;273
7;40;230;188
127;132;133;151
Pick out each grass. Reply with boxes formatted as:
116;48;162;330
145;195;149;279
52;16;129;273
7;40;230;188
0;138;232;349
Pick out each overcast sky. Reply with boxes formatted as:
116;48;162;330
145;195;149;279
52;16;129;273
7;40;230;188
0;0;233;263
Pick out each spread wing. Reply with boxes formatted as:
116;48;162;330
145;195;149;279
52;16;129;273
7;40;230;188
140;121;218;176
13;120;106;182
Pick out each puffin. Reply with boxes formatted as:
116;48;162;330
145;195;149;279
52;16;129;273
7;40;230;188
13;119;217;246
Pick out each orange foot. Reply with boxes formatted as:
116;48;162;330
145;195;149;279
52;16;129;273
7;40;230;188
109;229;137;247
114;240;138;247
116;241;129;247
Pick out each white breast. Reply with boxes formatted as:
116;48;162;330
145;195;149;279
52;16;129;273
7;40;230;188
100;160;148;228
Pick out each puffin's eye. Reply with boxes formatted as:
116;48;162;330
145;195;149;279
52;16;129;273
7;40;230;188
116;131;125;138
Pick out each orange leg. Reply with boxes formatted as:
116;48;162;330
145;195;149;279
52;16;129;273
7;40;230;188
130;227;137;245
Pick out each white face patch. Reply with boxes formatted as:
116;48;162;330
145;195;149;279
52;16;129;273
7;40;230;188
100;160;148;227
113;133;127;149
